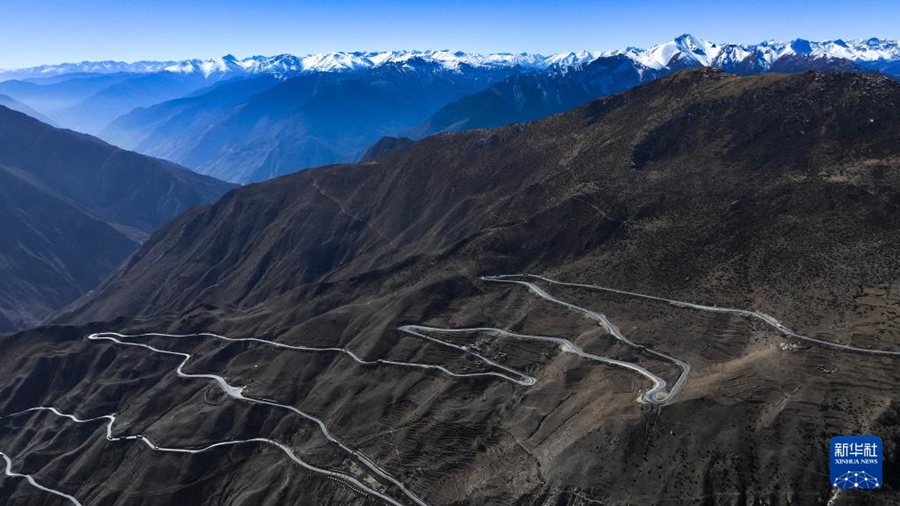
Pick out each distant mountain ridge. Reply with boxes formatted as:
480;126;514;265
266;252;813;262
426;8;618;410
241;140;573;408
3;34;900;184
100;65;523;182
96;35;900;184
0;105;234;331
614;34;900;71
2;35;899;81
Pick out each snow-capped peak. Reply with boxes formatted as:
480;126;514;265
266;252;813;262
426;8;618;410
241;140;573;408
632;34;721;69
544;50;602;67
2;36;900;82
620;35;900;73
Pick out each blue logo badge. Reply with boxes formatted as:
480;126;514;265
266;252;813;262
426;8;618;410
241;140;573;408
830;436;882;489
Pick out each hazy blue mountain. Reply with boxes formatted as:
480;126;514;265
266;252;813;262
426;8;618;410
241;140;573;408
0;105;234;331
417;55;665;135
417;40;872;136
102;62;525;182
48;72;219;134
96;35;900;183
0;74;129;118
0;94;56;125
0;72;222;134
7;35;895;183
99;76;282;162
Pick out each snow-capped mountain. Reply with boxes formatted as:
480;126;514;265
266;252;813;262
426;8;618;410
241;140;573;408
605;35;900;74
620;34;722;69
636;35;900;72
3;35;899;82
543;50;603;67
5;34;900;184
0;51;554;81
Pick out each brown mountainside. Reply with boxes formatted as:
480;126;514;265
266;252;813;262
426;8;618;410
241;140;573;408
71;69;900;326
2;70;898;506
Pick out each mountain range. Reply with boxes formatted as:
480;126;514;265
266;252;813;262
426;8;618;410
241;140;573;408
100;65;521;182
0;68;890;505
0;72;230;136
1;35;899;184
0;106;234;331
3;36;899;80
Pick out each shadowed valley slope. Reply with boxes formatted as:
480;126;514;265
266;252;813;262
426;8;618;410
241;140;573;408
0;106;235;330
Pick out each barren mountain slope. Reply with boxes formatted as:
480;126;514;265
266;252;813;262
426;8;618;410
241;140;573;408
1;70;899;505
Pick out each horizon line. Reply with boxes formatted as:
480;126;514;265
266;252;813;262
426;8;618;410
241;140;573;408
4;33;899;71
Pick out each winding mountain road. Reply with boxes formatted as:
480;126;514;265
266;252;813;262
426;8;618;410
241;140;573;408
86;333;429;506
479;276;691;403
402;325;675;403
397;325;536;386
0;448;82;506
495;274;900;356
107;331;535;385
7;272;895;504
0;406;400;505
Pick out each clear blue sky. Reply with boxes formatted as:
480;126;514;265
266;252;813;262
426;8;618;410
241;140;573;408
1;0;898;68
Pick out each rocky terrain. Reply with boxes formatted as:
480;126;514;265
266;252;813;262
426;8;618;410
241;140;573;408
1;69;899;505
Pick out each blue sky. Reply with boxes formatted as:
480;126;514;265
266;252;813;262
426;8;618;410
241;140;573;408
1;0;898;68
